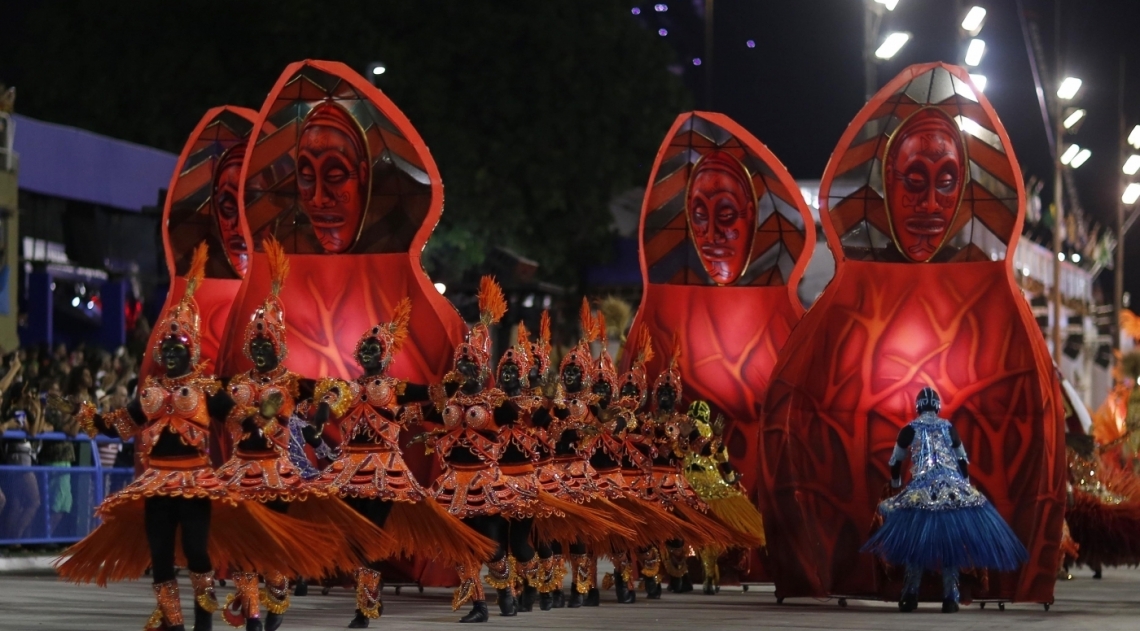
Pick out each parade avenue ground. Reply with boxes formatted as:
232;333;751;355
2;565;1140;630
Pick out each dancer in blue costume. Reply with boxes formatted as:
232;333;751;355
862;387;1027;613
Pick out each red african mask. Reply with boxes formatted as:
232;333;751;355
296;102;370;253
686;150;757;285
882;108;967;262
213;143;248;276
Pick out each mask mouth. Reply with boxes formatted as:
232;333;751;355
309;212;348;228
226;234;248;251
700;244;735;260
904;215;946;236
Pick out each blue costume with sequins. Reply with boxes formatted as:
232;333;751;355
862;404;1026;608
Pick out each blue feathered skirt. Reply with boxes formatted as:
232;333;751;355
862;501;1028;571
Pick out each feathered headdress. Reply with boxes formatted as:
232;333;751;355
497;320;534;385
559;297;597;389
653;334;684;404
593;310;618;392
454;276;506;375
618;324;654;406
527;310;553;379
152;242;208;365
243;236;290;364
355;297;413;370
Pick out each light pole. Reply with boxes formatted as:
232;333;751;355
1054;72;1083;366
366;62;387;87
863;0;907;101
1116;56;1127;356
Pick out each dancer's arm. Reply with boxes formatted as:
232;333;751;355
888;426;915;488
948;426;969;479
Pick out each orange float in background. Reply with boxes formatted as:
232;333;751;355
218;60;464;384
622;112;816;581
140;106;259;382
217;60;465;587
759;63;1064;604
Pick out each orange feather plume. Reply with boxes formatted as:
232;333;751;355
478;276;507;325
578;297;598;341
263;236;290;297
634;325;655;366
389;297;413;354
668;334;682;368
539;310;552;350
595;312;609;345
516;321;533;363
185;241;209;298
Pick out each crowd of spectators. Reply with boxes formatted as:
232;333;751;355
0;342;139;548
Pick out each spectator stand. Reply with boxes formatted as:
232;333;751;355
0;430;132;546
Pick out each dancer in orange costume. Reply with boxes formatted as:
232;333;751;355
423;277;545;623
530;301;639;609
640;341;756;595
307;299;495;628
214;238;396;631
57;245;335;631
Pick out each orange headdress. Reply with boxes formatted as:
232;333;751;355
593;310;618;392
355;297;412;370
526;310;554;380
560;298;597;389
618;325;654;406
454;276;506;376
152;242;208;366
653;334;684;402
497;321;534;385
243;236;290;363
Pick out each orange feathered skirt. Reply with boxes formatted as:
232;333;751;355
312;444;496;568
216;448;397;569
531;456;639;547
55;455;343;585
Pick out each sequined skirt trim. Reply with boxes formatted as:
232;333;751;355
99;455;233;514
311;445;427;502
215;450;314;502
431;462;551;519
536;456;599;503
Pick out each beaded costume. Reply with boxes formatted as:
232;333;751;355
57;244;333;631
862;388;1027;612
307;298;495;626
529;303;639;607
213;238;394;629
680;400;767;593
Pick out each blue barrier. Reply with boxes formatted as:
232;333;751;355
1;430;134;545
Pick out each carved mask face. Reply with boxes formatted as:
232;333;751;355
592;379;613;408
656;384;677;412
213;144;248;275
248;335;279;372
498;362;521;394
687;151;756;285
160;337;191;376
357;338;385;372
883;108;966;262
562;362;584;393
296;103;369;254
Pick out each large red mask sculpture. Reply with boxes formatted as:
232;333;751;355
883;107;967;262
295;102;371;253
218;60;464;382
687;150;758;285
622;112;815;579
140;106;259;380
758;63;1063;604
213;143;250;275
218;61;465;587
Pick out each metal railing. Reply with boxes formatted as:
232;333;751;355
0;431;134;545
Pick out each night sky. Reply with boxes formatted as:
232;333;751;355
636;0;1140;305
